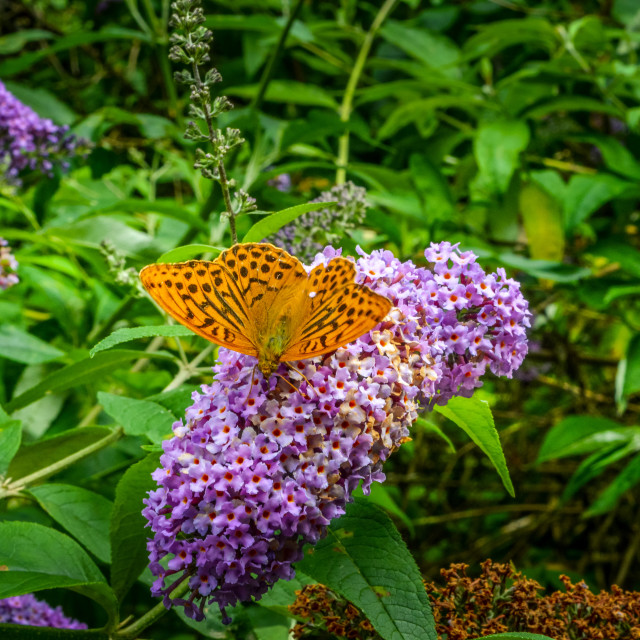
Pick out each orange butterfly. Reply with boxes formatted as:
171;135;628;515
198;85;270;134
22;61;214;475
140;242;392;379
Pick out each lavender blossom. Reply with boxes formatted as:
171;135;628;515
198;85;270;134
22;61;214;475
0;594;87;629
143;242;530;622
0;80;85;186
269;182;368;262
0;238;18;290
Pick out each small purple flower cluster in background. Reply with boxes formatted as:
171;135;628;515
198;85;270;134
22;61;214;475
0;80;85;186
269;182;368;262
0;594;87;629
143;242;530;622
0;238;18;290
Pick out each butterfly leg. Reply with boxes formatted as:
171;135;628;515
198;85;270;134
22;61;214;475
284;363;315;399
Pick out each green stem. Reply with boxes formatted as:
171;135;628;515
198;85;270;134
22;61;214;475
115;576;191;640
251;0;305;111
336;0;399;184
163;344;215;392
0;428;123;498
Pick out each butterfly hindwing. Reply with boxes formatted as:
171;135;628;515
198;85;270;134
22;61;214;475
140;260;258;355
281;281;392;361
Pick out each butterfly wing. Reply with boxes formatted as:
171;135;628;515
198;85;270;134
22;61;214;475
217;243;308;341
281;259;392;361
140;260;258;355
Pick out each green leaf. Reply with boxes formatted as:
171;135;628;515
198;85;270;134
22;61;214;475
245;605;290;640
434;396;514;496
0;521;117;623
227;80;337;108
90;326;195;357
463;18;559;60
381;21;460;75
524;96;624;120
570;134;640;180
586;455;640;517
0;624;107;639
415;417;455;452
0;27;151;76
110;454;158;601
495;253;590;282
98;392;176;444
563;174;633;230
298;499;436;640
7;427;116;482
258;572;313;617
6;349;176;413
29;484;113;563
0;324;64;364
353;482;414;535
616;333;640;409
409;154;455;221
473;120;530;195
0;29;54;54
156;244;225;263
562;435;640;501
242;201;337;242
2;82;77;126
0;419;22;476
612;0;640;28
519;181;564;262
536;416;629;463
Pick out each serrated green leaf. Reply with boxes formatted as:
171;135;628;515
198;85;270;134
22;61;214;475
98;392;176;444
90;326;195;357
6;350;176;413
0;324;65;364
109;454;158;601
0;522;117;624
156;244;225;263
29;484;113;563
435;397;514;496
298;499;436;640
242;202;337;242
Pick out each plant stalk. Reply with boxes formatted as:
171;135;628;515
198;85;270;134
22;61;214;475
336;0;399;184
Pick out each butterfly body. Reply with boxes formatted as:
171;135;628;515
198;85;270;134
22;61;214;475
140;243;392;378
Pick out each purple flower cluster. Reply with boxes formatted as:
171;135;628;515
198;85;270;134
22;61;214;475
0;80;84;186
269;182;368;262
0;594;87;629
143;242;530;622
0;238;18;290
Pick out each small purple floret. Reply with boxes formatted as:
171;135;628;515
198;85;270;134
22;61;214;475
0;80;85;186
0;594;87;629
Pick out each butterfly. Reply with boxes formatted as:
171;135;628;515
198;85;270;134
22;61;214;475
140;242;392;379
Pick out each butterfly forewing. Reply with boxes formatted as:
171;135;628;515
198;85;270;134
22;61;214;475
140;260;258;355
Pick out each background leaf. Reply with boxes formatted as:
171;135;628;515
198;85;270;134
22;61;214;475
298;499;436;640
